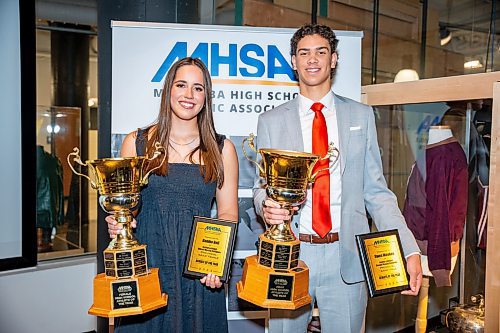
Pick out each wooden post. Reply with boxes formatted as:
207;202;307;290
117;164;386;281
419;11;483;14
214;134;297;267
415;277;430;333
485;81;500;332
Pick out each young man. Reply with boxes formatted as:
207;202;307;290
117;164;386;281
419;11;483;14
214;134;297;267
253;24;422;332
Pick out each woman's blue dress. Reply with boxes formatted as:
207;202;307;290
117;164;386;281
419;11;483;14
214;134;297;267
115;131;228;333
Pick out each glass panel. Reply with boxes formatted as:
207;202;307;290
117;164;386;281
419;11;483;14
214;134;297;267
372;98;491;326
377;0;500;82
35;26;98;260
215;0;236;25
431;0;499;76
36;106;85;257
211;1;499;82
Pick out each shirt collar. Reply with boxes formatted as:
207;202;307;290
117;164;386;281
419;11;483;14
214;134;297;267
299;90;335;116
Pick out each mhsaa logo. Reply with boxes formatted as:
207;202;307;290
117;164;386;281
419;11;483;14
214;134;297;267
152;41;295;82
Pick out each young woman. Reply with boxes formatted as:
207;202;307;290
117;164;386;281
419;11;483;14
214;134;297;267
107;57;238;332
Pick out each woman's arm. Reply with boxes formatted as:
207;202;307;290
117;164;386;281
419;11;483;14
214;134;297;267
215;139;239;222
200;140;238;288
201;139;238;289
120;131;138;157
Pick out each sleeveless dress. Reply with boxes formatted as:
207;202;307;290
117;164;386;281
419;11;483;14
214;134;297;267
115;130;228;333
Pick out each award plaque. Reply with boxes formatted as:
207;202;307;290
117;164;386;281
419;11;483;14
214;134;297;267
183;216;238;283
236;134;339;309
67;144;168;317
356;229;409;297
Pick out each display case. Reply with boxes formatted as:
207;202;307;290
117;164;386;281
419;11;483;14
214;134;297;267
35;106;91;259
362;72;500;332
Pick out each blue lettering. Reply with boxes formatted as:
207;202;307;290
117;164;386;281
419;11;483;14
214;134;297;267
211;44;237;77
239;44;265;77
151;42;295;82
416;115;442;135
191;43;209;67
268;45;295;81
151;42;187;82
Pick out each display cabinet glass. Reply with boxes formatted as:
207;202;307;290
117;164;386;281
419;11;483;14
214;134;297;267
362;72;499;331
36;106;97;259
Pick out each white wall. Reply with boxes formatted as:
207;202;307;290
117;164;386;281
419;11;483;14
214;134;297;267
0;256;97;333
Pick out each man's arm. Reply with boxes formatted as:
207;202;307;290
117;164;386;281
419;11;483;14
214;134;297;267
253;115;270;219
362;106;422;296
252;114;293;226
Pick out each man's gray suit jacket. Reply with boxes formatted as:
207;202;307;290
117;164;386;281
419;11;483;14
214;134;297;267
253;93;419;284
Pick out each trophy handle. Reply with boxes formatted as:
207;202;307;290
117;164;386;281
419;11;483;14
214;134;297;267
309;143;340;183
67;147;98;189
141;142;166;186
242;133;265;175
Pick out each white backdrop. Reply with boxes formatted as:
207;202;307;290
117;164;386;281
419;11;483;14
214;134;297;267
111;21;363;327
111;21;362;136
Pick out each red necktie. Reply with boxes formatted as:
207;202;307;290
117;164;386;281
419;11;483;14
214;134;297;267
311;102;332;238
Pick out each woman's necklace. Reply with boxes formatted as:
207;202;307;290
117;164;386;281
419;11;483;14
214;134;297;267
169;136;198;146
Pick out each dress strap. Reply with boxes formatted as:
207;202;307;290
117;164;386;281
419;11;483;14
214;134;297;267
216;134;226;153
135;128;148;156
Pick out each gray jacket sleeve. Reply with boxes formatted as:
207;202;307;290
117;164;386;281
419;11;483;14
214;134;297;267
253;113;270;219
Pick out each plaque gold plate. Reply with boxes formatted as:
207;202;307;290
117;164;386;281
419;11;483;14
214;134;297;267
183;216;238;283
68;144;168;317
356;229;409;297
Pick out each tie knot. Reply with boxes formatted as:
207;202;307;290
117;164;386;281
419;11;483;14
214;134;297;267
311;102;324;113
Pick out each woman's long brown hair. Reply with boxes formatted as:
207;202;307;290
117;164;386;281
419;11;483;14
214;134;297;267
143;57;224;189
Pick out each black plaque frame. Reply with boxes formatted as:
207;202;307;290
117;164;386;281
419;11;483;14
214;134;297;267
356;229;409;297
183;216;238;283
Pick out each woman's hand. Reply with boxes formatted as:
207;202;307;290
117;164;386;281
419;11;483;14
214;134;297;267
262;198;298;226
105;215;137;238
200;273;222;289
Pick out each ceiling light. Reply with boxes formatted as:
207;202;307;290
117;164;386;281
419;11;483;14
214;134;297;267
394;69;420;83
440;32;452;46
439;26;452;46
464;60;483;69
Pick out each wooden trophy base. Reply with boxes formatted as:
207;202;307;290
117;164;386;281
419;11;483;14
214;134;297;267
237;255;311;310
89;267;168;317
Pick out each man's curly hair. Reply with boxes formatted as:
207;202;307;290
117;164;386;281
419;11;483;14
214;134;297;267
290;24;339;78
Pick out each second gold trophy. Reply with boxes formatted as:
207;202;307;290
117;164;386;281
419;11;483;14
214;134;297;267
237;134;338;309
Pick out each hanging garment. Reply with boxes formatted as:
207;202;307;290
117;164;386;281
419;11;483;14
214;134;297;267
403;138;468;287
36;145;64;229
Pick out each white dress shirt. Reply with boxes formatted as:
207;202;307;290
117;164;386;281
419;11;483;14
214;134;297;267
298;91;341;235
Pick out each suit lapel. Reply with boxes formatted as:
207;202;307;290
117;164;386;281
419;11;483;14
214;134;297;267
283;98;304;151
334;94;349;175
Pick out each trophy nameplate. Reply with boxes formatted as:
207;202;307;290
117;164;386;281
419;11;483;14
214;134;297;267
111;279;140;309
267;273;294;301
236;134;339;309
183;216;238;283
356;229;409;297
68;144;168;317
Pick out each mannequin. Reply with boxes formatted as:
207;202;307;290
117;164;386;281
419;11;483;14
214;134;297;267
403;125;468;332
427;125;453;144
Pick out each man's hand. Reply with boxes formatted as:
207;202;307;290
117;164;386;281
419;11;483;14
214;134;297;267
401;254;422;296
105;215;137;238
262;199;298;225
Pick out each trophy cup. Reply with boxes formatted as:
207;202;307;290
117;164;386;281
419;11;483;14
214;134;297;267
237;134;339;309
67;143;168;317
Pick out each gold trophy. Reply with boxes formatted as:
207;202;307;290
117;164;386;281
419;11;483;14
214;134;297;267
237;134;339;309
67;143;168;317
